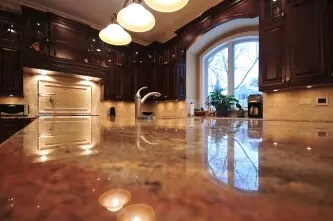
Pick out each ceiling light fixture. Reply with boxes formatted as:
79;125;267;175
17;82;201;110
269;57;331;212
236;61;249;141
117;0;155;32
99;14;132;46
144;0;189;13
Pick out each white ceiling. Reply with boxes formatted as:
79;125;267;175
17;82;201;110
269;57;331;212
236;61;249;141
2;0;224;45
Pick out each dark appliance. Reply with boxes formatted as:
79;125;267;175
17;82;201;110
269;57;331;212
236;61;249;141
248;95;263;118
0;104;29;117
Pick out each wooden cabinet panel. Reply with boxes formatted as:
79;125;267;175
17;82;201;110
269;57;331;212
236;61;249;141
21;6;50;55
0;48;22;96
103;66;131;101
131;64;150;98
50;15;88;48
103;68;120;100
328;0;333;80
121;67;132;101
50;44;89;62
259;0;285;90
285;0;330;85
0;11;21;48
1;23;20;47
176;62;186;100
259;23;285;89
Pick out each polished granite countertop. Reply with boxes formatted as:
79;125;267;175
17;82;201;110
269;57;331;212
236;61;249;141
1;116;333;221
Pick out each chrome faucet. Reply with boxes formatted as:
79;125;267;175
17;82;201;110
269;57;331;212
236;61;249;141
135;86;161;119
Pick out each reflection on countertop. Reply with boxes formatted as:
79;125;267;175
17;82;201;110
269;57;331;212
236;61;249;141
0;116;333;221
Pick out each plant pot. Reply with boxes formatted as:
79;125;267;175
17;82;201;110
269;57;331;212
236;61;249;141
215;104;229;117
237;110;245;118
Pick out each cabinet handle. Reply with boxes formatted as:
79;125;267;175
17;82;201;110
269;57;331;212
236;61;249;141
286;77;290;82
281;12;285;18
281;79;285;83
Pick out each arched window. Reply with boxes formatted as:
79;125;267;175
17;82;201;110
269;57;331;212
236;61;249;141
203;35;260;108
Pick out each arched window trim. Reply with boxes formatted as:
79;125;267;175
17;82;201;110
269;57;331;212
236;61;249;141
201;31;259;108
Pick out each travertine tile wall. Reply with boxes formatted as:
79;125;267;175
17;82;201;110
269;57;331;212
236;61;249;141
0;73;187;117
263;87;333;121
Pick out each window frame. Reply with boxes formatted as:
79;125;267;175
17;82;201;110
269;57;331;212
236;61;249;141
202;33;259;108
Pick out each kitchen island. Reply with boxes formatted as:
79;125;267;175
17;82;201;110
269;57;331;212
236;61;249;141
0;116;333;221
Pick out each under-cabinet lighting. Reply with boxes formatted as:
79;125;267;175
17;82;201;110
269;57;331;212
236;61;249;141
306;85;312;89
273;89;278;92
9;94;13;97
96;49;101;52
40;70;48;75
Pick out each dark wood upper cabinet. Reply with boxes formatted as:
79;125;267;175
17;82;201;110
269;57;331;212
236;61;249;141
259;0;285;90
259;0;332;91
328;1;333;79
285;0;330;85
21;6;50;55
103;66;132;101
0;11;21;49
175;61;186;100
50;14;89;49
0;48;22;96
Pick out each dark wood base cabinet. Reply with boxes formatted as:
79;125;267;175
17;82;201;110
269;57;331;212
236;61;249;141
259;0;333;92
0;118;34;144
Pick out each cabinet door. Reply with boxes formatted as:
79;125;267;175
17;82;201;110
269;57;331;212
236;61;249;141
329;0;333;80
50;15;88;49
259;23;285;89
21;6;50;55
1;23;20;48
133;64;151;96
176;62;186;100
162;65;170;100
0;48;22;96
285;0;330;85
113;66;131;101
105;68;119;100
259;0;285;90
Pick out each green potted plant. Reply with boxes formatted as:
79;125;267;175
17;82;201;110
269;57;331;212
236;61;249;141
207;88;240;117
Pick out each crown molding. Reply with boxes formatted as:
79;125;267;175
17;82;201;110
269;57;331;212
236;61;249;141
0;0;21;13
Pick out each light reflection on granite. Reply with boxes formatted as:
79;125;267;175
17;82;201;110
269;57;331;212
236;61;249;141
0;116;333;220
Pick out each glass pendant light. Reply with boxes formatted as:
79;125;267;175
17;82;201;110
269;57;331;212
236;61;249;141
117;0;155;32
99;14;132;46
144;0;189;13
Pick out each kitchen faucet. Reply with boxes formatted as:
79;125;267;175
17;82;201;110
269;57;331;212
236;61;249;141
135;86;161;119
